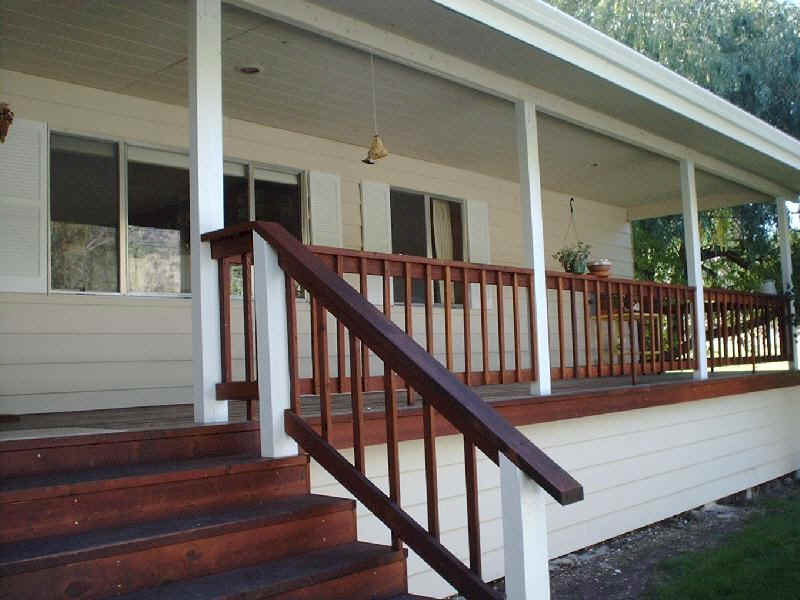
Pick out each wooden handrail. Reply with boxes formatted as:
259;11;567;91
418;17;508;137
203;222;583;600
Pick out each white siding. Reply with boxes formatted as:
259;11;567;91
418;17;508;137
310;386;800;597
1;70;632;413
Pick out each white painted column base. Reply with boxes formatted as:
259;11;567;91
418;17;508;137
680;160;708;380
501;453;551;600
253;234;298;458
516;100;552;397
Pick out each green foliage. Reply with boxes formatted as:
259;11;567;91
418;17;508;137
646;493;800;599
547;0;800;291
553;241;592;273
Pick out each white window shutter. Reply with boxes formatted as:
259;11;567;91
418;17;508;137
467;199;490;264
0;118;48;293
467;199;491;307
360;180;392;305
308;171;342;247
360;181;391;253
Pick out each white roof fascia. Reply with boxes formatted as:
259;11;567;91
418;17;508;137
437;0;800;173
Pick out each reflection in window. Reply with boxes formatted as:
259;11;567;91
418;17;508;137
127;160;190;294
254;178;301;239
50;134;119;292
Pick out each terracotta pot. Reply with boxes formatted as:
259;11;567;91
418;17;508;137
588;262;612;278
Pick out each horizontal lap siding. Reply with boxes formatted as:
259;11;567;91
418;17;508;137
2;71;632;413
310;387;800;598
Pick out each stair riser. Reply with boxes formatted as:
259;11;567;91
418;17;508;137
1;464;308;543
267;558;408;600
0;427;259;478
1;510;356;600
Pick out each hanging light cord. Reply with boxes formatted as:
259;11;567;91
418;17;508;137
370;53;378;134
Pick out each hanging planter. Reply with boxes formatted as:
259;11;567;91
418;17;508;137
0;103;13;143
553;198;591;274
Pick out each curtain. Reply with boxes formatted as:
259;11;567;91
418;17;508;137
431;198;454;260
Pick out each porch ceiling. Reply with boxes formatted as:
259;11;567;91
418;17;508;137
0;0;773;215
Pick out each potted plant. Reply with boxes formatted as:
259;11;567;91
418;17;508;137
553;241;591;274
588;258;612;278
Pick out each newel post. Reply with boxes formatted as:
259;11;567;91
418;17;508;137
189;0;226;423
680;160;709;380
252;233;298;458
501;454;550;600
777;197;799;369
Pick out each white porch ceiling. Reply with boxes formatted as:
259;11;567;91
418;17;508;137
0;0;771;215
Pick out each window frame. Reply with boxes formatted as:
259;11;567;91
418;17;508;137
389;186;468;306
46;128;304;298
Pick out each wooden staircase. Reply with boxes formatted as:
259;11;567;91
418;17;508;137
0;425;433;600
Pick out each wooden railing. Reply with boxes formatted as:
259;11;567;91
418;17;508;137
203;222;583;600
704;288;792;371
546;272;698;383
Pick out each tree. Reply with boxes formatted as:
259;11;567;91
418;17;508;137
547;0;800;292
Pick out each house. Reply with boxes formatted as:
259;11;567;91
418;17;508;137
1;0;799;598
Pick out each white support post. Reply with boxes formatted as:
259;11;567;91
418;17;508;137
680;160;708;380
252;234;298;458
516;100;552;396
777;197;799;370
189;0;227;423
501;453;550;600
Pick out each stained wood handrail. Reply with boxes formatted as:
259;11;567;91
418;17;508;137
203;222;583;600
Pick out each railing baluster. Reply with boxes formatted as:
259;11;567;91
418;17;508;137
464;438;482;577
426;263;435;365
607;281;615;376
464;267;473;386
767;298;774;358
349;332;365;475
385;347;401;552
649;286;656;374
618;282;625;377
218;256;232;383
359;257;370;391
286;274;300;415
316;301;332;441
496;270;506;383
445;265;454;372
676;287;685;371
422;399;440;540
404;262;415;404
629;283;637;385
513;273;522;382
583;279;591;377
310;296;320;395
570;278;579;379
666;287;675;370
658;286;665;374
596;279;603;377
480;269;489;384
708;292;716;373
722;292;729;365
557;276;565;379
528;272;538;382
750;294;757;372
336;255;346;393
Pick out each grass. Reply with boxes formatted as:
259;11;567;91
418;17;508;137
645;493;800;599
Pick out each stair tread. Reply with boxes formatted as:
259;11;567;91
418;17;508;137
0;454;306;501
112;541;404;599
0;493;354;575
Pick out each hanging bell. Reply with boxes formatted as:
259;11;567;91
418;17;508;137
362;134;388;164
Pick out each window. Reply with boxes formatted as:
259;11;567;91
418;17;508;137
47;132;303;297
390;189;464;303
127;148;191;294
254;168;302;240
50;134;120;292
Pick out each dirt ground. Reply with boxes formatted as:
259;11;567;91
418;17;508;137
454;474;800;599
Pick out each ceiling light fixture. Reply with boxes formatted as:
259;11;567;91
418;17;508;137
238;64;262;75
362;54;389;165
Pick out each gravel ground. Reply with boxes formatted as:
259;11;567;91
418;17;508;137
450;474;799;599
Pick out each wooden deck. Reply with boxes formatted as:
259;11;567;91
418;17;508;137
1;367;794;442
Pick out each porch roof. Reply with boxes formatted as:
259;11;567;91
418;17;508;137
2;0;798;217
